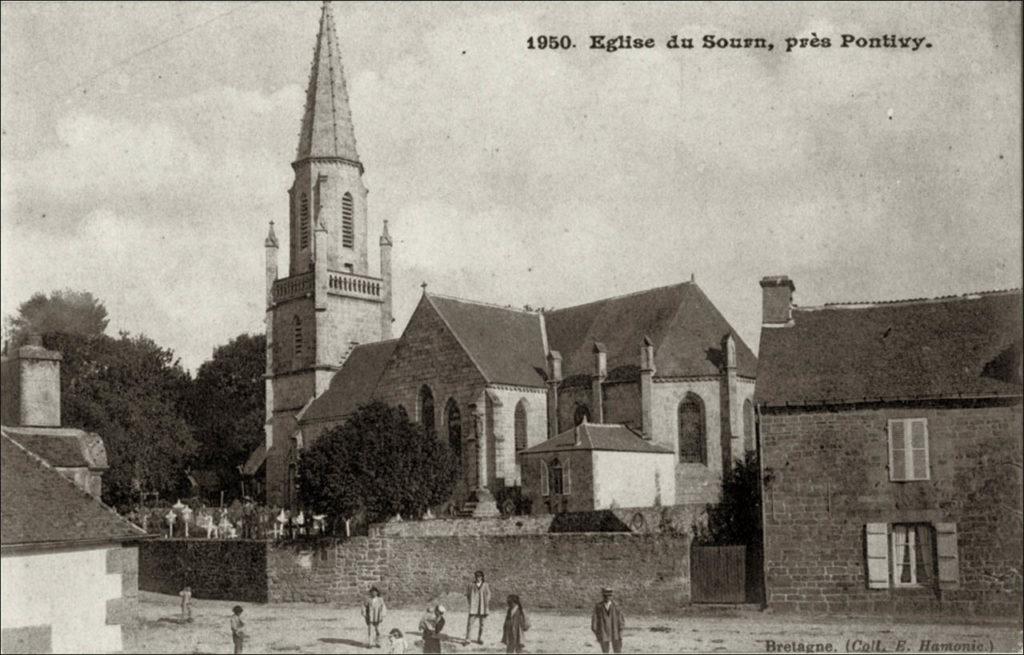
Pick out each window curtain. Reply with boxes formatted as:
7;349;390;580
915;524;935;585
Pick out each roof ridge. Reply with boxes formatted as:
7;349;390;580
545;280;694;315
426;292;541;315
801;287;1023;311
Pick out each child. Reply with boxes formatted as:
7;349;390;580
418;604;446;654
501;594;529;654
387;628;409;654
361;586;387;648
230;605;246;654
179;585;193;623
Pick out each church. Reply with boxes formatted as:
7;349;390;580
248;3;758;514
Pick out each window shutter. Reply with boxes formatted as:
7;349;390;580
564;458;572;495
541;460;549;496
910;419;929;480
889;421;907;481
935;522;960;590
865;523;890;589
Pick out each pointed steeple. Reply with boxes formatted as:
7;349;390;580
265;221;279;248
296;1;360;165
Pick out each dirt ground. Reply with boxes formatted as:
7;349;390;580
127;592;1022;654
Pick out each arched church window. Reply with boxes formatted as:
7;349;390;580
299;192;310;250
514;400;528;452
293;316;303;359
341;192;354;249
678;393;706;464
574;403;591;426
419;386;435;439
446;399;462;461
743;399;755;453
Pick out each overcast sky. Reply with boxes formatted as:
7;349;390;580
2;2;1020;372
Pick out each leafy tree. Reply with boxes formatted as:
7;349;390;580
43;331;197;508
183;333;266;501
694;450;762;546
4;289;108;347
298;401;459;529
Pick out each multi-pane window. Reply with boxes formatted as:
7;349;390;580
299;192;310;250
678;393;706;464
419;386;435;438
888;418;929;481
891;523;935;588
866;522;957;590
446;399;461;460
573;403;591;426
341;192;354;249
541;458;571;496
514;400;528;452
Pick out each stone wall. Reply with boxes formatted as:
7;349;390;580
139;540;269;603
761;399;1023;617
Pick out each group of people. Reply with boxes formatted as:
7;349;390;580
181;569;626;654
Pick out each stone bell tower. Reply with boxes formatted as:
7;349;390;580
262;1;394;506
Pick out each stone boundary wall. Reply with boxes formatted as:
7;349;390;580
139;539;268;603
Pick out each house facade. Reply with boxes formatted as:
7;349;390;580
756;276;1023;616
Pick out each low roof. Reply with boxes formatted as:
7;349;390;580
756;289;1023;406
301;339;400;424
546;282;757;382
1;435;147;550
427;294;547;388
1;426;96;468
520;421;673;455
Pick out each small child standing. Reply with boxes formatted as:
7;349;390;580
361;586;387;648
179;586;193;622
230;605;246;654
387;628;409;654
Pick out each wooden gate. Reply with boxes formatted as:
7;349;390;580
691;545;746;603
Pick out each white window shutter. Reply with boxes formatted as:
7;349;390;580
865;523;890;589
888;420;907;481
564;458;572;495
935;522;960;589
541;460;549;496
910;419;929;480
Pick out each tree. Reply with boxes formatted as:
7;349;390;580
298;401;459;529
4;289;108;347
44;331;197;508
694;450;762;546
183;333;266;501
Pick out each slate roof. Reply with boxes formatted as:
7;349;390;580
545;282;757;381
301;339;400;423
756;289;1024;406
2;426;93;468
520;421;673;455
1;435;147;550
427;294;547;387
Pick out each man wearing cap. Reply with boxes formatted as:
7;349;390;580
465;569;492;644
590;587;624;653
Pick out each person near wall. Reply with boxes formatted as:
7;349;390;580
590;587;624;654
230;605;246;654
387;628;409;654
418;604;446;654
361;586;388;648
500;594;529;654
179;585;193;622
465;569;492;644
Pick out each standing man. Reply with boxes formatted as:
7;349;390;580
590;587;624;653
465;570;492;644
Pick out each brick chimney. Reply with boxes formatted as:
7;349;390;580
1;334;62;427
760;276;795;326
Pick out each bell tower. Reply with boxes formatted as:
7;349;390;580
262;1;394;506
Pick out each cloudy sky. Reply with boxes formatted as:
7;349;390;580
2;2;1020;372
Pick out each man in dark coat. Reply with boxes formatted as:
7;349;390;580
590;587;624;653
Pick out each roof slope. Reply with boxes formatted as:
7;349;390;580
301;339;400;423
1;435;146;549
427;294;547;388
520;422;672;454
296;2;360;163
756;290;1023;406
2;426;96;468
545;282;756;381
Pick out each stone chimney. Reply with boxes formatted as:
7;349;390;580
1;334;62;427
640;336;656;440
591;342;606;423
760;275;795;326
546;350;562;438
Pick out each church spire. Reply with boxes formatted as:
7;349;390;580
296;1;360;166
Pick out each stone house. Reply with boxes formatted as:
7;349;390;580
1;338;147;653
755;276;1023;616
256;3;758;512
